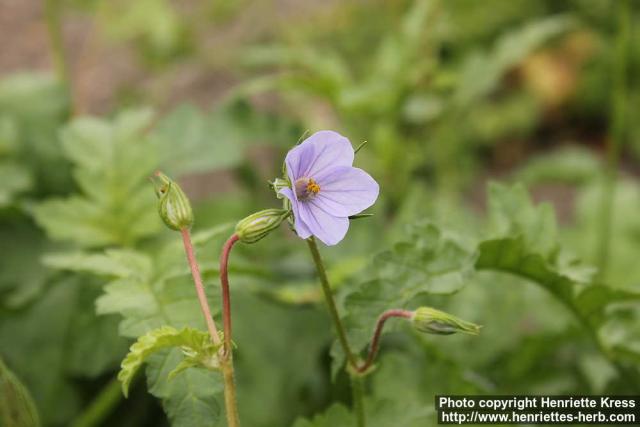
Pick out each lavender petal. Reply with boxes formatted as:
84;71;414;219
313;166;380;217
279;188;312;239
284;131;354;182
298;202;349;246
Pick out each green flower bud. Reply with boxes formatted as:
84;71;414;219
411;307;481;336
151;171;194;231
235;209;290;243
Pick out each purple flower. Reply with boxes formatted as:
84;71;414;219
279;131;379;246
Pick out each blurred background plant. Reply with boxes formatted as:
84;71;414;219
1;0;640;426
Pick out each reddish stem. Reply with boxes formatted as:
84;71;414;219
356;309;413;374
181;229;221;347
220;233;240;356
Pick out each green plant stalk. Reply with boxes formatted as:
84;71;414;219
44;0;70;91
218;233;242;426
221;360;241;427
356;309;413;374
70;378;122;427
181;229;222;346
596;0;630;278
351;375;366;427
306;237;365;426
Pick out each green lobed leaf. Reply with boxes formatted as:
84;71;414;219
476;236;575;304
42;225;233;426
476;182;640;380
118;325;221;398
476;182;597;304
575;286;640;329
33;109;160;247
104;229;227;337
486;182;558;257
146;349;223;427
336;223;476;375
335;182;636;383
98;255;202;337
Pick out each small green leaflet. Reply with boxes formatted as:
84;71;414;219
118;326;222;398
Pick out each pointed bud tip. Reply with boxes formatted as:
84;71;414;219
150;172;194;231
411;307;481;336
235;208;290;243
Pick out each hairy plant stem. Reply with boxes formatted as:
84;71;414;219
306;237;365;426
220;234;240;355
220;361;240;427
351;375;366;427
356;309;413;374
181;229;222;346
180;229;240;427
596;0;630;278
218;233;242;426
70;378;122;427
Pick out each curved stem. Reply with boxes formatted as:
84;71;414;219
220;234;240;356
182;229;241;426
305;237;364;426
219;233;242;426
356;309;413;374
181;229;221;347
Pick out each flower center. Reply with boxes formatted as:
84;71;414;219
294;177;321;200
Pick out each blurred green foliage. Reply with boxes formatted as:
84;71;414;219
1;0;640;426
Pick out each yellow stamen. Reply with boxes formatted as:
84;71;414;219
307;178;320;195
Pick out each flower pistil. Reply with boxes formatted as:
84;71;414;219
294;177;321;200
